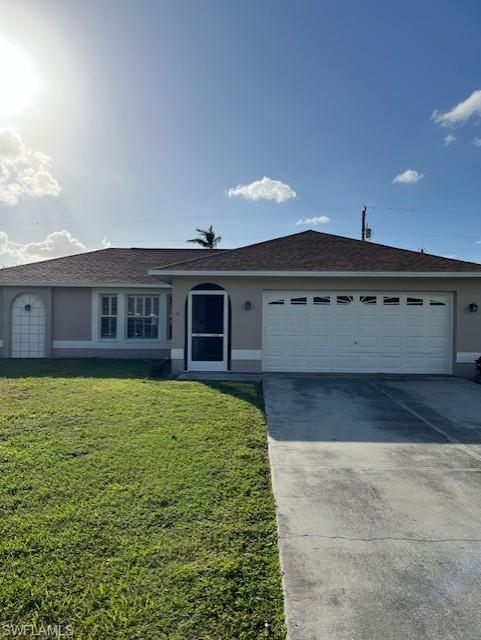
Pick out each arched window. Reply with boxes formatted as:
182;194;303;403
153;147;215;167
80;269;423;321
191;283;224;291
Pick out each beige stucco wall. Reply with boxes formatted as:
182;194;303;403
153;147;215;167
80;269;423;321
0;286;171;360
53;288;93;340
0;288;3;355
1;277;480;374
170;275;481;376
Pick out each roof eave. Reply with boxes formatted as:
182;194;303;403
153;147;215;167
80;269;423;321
0;280;172;288
148;269;481;278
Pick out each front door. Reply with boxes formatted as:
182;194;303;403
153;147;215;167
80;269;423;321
188;291;228;371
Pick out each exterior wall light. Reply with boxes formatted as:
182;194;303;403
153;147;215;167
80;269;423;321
469;303;479;313
24;304;31;311
244;300;252;311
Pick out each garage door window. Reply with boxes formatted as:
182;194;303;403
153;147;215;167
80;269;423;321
313;296;330;305
383;296;400;305
430;299;446;306
360;295;377;305
268;298;284;305
290;297;307;305
337;295;353;304
407;297;423;305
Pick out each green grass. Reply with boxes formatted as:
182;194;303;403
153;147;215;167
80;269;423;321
0;360;285;639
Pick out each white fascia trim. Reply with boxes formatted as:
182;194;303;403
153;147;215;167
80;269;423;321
456;352;480;364
53;340;171;350
171;348;184;359
232;349;262;361
0;281;171;288
148;270;481;278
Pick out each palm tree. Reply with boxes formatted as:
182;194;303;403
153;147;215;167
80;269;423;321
187;225;221;249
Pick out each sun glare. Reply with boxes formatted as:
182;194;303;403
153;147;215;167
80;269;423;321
0;40;39;119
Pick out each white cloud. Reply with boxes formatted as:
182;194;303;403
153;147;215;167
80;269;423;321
0;230;86;265
472;137;481;147
476;239;481;245
0;127;61;205
432;90;481;127
227;176;296;203
392;169;424;185
102;237;112;248
295;215;330;226
443;134;457;145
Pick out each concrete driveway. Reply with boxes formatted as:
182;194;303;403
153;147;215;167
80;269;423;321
264;375;481;640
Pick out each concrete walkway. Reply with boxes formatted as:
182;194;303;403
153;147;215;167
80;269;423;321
264;374;481;640
176;371;262;382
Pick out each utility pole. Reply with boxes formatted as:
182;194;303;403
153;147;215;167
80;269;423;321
361;205;367;241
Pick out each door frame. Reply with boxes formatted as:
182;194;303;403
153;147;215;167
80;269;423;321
187;290;229;371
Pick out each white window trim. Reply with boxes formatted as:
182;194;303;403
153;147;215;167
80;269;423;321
126;294;161;340
99;294;118;339
91;288;171;348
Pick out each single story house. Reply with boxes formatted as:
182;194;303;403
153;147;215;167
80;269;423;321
1;230;481;377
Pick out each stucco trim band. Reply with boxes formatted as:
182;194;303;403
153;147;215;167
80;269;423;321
231;349;262;360
456;352;481;364
53;340;170;350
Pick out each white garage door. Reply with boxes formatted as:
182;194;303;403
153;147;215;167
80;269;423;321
262;291;452;374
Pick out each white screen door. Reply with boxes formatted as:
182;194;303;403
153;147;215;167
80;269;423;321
188;291;228;371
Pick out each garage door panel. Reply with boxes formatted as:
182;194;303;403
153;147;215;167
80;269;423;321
263;291;452;374
310;334;332;347
356;336;381;348
310;356;335;369
264;336;286;349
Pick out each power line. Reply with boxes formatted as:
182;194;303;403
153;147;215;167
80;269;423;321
0;203;479;229
368;204;481;217
0;205;359;227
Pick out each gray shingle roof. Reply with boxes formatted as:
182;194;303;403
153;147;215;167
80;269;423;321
151;231;481;273
1;231;480;286
0;248;220;285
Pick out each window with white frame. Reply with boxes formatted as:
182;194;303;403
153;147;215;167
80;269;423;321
127;295;160;339
167;294;172;340
100;295;118;338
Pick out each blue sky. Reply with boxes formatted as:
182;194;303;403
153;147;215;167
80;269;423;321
1;0;481;265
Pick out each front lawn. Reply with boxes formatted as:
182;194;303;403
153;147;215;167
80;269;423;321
0;360;284;639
